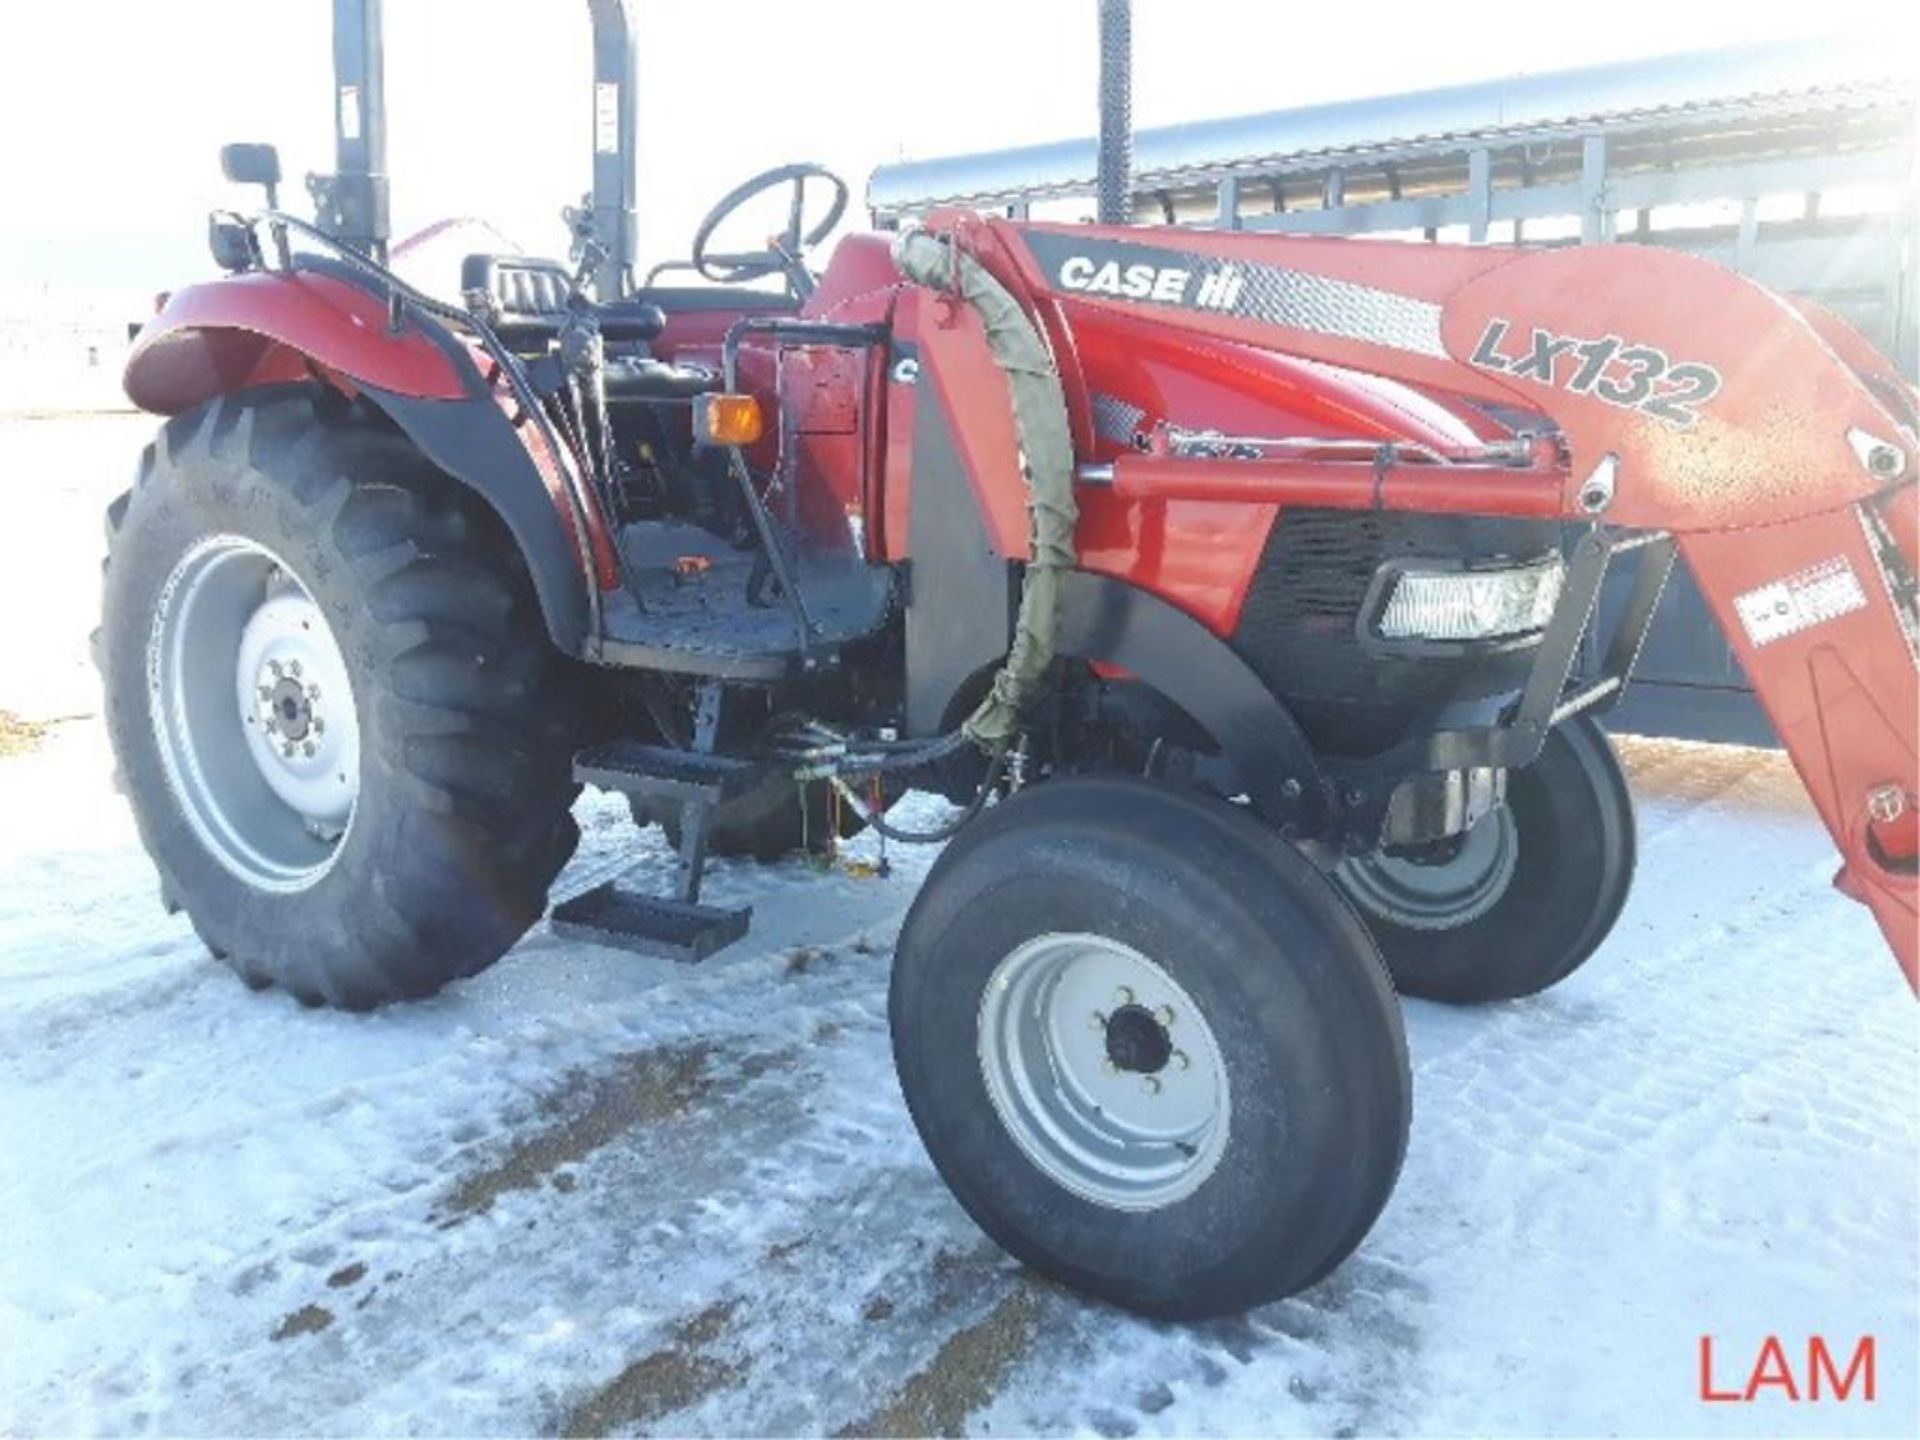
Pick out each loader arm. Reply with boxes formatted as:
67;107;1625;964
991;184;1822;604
950;215;1918;984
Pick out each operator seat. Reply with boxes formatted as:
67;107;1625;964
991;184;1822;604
460;254;716;399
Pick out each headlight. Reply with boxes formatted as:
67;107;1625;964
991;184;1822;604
1374;556;1564;642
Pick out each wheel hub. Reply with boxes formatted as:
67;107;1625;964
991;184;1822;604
235;590;358;831
265;676;312;740
1337;804;1519;932
977;933;1231;1212
1103;1003;1173;1075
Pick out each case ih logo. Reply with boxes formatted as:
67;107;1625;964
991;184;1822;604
1470;318;1724;428
1057;254;1247;310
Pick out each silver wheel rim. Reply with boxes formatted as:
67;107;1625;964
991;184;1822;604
977;933;1231;1212
1338;805;1518;931
147;535;361;892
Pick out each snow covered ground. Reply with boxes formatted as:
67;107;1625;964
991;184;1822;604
1;413;1915;1437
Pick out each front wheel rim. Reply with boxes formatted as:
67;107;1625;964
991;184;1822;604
977;933;1232;1212
147;535;361;892
1337;805;1518;932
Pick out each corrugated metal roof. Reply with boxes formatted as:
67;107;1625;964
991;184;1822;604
867;37;1917;215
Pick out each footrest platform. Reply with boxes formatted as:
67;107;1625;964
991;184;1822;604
549;882;752;962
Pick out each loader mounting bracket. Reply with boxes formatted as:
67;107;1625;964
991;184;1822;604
1327;528;1677;847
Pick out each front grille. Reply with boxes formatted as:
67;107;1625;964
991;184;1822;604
1233;508;1561;756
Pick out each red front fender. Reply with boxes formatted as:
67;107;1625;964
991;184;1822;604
125;269;471;415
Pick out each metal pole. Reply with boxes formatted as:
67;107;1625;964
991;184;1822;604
328;0;389;261
1096;0;1133;225
587;0;640;299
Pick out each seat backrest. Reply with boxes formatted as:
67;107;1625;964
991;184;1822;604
462;254;666;345
461;254;572;341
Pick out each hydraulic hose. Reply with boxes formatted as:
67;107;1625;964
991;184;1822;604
832;739;1013;844
890;228;1078;748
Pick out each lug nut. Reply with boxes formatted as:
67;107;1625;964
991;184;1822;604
307;683;321;701
268;659;283;677
1154;1005;1175;1027
288;660;303;678
282;741;297;758
312;718;325;735
1172;1051;1190;1071
264;719;279;735
258;685;274;701
1103;1059;1118;1074
1114;986;1134;1006
1141;1076;1162;1096
302;741;316;758
1089;1012;1106;1030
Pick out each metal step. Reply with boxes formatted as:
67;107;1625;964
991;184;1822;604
573;741;774;805
549;881;752;962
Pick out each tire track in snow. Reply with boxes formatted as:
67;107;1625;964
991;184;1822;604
6;729;1912;1437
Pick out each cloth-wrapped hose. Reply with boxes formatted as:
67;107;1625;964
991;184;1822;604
890;228;1078;747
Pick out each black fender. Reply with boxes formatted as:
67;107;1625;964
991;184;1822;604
1055;569;1329;835
363;384;593;653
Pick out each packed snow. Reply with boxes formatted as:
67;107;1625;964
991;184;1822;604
1;413;1915;1437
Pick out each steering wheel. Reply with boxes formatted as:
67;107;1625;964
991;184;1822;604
690;162;850;297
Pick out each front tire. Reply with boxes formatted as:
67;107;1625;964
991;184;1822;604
99;387;580;1008
1336;714;1636;1004
890;775;1410;1319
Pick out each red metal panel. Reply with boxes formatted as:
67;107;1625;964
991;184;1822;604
1439;246;1905;531
982;215;1524;406
1682;510;1917;987
124;271;469;414
899;286;1032;561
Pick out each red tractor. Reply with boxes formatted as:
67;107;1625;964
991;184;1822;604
100;1;1915;1318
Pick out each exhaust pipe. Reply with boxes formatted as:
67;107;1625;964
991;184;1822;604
1096;0;1133;225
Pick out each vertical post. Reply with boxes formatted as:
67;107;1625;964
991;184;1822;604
1096;0;1133;226
1735;196;1759;271
1216;174;1241;231
1467;148;1491;243
1896;115;1918;380
587;0;640;298
1580;135;1613;243
328;0;389;261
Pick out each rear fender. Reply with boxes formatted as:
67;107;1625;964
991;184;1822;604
124;267;605;652
125;269;469;412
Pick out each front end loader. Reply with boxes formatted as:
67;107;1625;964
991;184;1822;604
97;1;1914;1319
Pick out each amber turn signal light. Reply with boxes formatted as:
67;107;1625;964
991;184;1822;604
693;393;764;447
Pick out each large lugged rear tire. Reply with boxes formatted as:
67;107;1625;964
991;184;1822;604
1336;713;1636;1004
890;775;1411;1320
98;386;580;1008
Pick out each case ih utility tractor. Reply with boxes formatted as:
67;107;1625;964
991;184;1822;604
101;0;1915;1317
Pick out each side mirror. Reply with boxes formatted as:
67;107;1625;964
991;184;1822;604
220;142;282;206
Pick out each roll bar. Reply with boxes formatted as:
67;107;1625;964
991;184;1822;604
312;0;640;297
